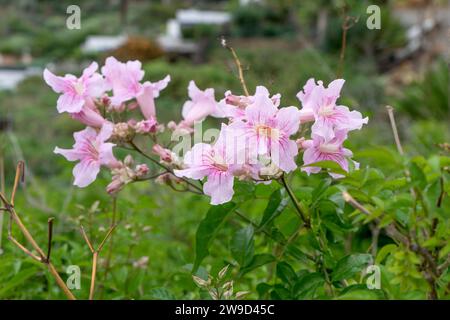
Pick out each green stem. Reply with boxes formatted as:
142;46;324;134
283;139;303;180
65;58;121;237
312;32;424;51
280;174;310;228
128;140;203;193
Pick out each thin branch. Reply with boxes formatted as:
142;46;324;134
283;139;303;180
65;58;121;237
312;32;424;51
128;140;203;193
89;252;98;300
221;37;250;96
280;174;310;228
80;223;117;300
99;197;119;298
386;106;404;155
80;225;94;253
337;9;359;78
8;234;41;262
97;224;117;252
46;217;54;263
11;161;25;206
342;191;409;246
342;191;371;215
0;177;75;300
436;175;445;207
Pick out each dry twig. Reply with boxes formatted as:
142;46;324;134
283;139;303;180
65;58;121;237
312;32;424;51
0;161;76;300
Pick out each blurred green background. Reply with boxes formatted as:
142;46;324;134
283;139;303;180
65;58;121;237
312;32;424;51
0;0;448;299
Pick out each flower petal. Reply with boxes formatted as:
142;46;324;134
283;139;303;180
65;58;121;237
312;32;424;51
56;93;85;113
43;69;71;93
245;94;277;125
203;171;234;205
274;106;301;136
54;147;81;161
72;160;100;187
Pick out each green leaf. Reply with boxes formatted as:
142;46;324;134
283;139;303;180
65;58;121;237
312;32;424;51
231;225;255;267
409;161;427;189
240;253;276;276
233;181;255;202
271;284;292;299
332;254;372;282
302;160;347;176
319;200;353;233
147;287;176;300
0;267;38;296
376;244;398;264
293;272;325;299
256;283;272;298
337;285;384;300
258;188;288;229
285;245;312;264
193;202;236;271
311;178;332;204
276;261;297;287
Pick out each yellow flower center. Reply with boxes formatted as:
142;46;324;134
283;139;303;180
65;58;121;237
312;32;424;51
73;81;85;95
211;153;228;171
256;125;280;140
319;143;339;153
318;105;335;116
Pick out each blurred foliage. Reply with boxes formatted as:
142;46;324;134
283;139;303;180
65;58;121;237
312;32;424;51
324;1;407;55
231;1;295;38
395;59;449;119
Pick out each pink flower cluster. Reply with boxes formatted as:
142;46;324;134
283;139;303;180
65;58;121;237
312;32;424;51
45;57;169;190
173;80;367;204
45;57;368;204
296;79;368;178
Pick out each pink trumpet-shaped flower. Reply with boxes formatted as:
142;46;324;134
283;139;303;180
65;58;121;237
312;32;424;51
101;57;144;105
101;56;170;119
297;78;368;139
218;86;281;120
71;99;109;128
43;62;106;114
296;78;316;123
181;81;223;125
174;125;240;205
136;75;170;120
230;94;301;173
54;123;120;187
301;129;357;178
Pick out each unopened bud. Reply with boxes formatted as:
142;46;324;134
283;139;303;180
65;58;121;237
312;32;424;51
152;144;173;163
192;275;209;288
218;265;229;279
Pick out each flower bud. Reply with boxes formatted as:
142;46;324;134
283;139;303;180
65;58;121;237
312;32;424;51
133;256;149;269
135;164;149;177
134;118;158;134
218;265;229;279
235;291;250;299
152;144;173;163
112;122;134;141
192;275;209;288
124;155;134;167
106;178;124;195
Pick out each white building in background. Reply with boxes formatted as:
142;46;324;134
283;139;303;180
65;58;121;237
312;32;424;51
81;35;128;53
166;19;182;40
239;0;263;6
157;9;231;55
0;67;40;90
175;9;231;26
157;18;198;54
